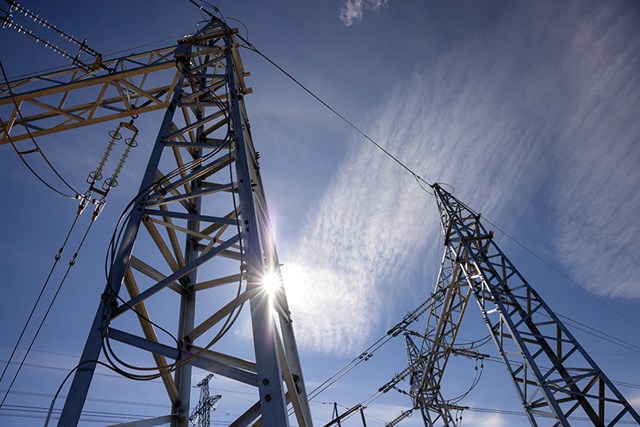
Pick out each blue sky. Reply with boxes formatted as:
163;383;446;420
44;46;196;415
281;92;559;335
1;1;640;426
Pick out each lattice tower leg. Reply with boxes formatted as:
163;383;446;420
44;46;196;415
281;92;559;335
57;18;312;427
405;334;458;427
432;183;640;426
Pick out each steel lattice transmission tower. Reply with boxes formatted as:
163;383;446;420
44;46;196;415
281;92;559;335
404;333;460;426
0;17;313;427
3;8;639;427
58;18;313;427
405;184;640;426
190;374;222;427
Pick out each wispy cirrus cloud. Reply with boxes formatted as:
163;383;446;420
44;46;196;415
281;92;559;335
287;1;640;354
545;3;640;299
629;393;640;411
339;0;389;26
463;412;508;427
282;133;435;354
287;4;549;354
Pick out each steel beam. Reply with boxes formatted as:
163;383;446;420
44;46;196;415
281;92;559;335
0;47;182;143
55;18;312;427
427;183;640;426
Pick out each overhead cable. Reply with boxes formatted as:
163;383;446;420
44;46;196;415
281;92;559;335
306;297;434;402
0;212;81;394
0;60;80;198
481;214;640;330
238;35;433;194
0;219;96;410
0;117;140;409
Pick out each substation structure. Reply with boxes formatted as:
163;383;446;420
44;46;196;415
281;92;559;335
1;17;313;427
1;10;640;427
398;184;640;426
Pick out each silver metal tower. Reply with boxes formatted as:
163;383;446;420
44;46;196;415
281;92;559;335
407;183;640;426
404;333;459;426
4;7;639;427
1;17;313;427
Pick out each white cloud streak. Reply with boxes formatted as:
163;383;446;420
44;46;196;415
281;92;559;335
339;0;389;26
287;2;640;354
463;412;508;427
546;4;640;299
629;393;640;412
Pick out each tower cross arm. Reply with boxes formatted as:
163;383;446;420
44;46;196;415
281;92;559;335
0;45;183;144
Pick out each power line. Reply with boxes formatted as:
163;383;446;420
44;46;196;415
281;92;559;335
0;219;96;410
0;403;154;423
238;37;432;193
3;34;184;81
0;60;80;198
0;116;75;198
1;389;167;409
3;403;152;419
0;353;261;396
306;297;433;402
3;2;99;56
41;358;251;427
186;0;215;18
42;359;141;427
481;355;640;391
0;212;81;390
464;406;639;424
481;214;640;330
0;0;104;71
554;312;640;354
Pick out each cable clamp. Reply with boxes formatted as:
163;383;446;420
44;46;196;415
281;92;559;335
17;147;40;156
91;198;106;220
76;192;90;215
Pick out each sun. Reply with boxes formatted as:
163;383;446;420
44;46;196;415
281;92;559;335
261;270;281;297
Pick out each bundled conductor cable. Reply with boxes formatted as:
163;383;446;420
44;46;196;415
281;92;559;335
0;117;141;407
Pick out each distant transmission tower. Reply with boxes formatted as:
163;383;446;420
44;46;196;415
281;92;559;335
190;374;221;427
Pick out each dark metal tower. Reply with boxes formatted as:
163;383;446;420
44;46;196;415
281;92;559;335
404;333;458;426
0;16;313;427
407;183;640;426
57;18;312;427
190;374;221;427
